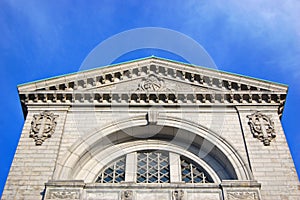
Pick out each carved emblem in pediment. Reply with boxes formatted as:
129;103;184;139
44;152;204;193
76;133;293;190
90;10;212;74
30;111;58;145
137;74;167;92
247;111;275;146
227;191;258;200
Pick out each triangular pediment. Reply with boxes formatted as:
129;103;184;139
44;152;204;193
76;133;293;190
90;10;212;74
82;74;218;93
18;57;288;117
18;57;287;93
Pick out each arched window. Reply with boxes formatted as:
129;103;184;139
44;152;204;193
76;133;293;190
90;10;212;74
95;150;214;184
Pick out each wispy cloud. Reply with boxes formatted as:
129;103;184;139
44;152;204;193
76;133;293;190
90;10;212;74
186;0;300;37
180;0;300;76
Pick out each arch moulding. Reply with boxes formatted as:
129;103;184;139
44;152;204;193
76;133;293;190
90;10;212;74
53;114;253;182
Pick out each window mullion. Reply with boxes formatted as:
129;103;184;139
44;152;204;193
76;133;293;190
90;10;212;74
202;173;206;183
125;152;137;183
113;162;116;183
157;153;160;183
146;153;149;183
169;152;181;183
190;163;194;183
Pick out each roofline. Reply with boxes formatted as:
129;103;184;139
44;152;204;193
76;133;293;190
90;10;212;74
17;56;288;90
17;56;155;87
150;56;288;88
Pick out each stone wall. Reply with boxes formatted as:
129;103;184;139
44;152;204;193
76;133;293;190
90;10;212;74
2;107;69;199
237;106;300;200
3;104;299;199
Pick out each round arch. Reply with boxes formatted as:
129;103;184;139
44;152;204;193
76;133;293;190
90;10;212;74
53;115;252;182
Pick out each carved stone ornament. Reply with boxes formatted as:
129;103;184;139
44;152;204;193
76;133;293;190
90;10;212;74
227;191;258;200
247;111;275;146
146;109;159;125
47;190;80;199
30;111;58;145
121;190;132;200
137;74;166;92
172;190;185;200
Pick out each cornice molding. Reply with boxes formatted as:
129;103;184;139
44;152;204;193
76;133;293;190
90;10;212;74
18;58;287;93
18;57;287;118
19;90;286;117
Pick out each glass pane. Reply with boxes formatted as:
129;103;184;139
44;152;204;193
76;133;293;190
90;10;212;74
95;156;126;183
180;157;213;183
137;151;170;183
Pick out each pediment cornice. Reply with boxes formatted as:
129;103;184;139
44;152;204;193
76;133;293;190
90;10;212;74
18;57;287;117
18;57;287;93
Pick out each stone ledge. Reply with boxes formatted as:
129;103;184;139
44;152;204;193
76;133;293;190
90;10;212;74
220;180;261;188
45;180;85;187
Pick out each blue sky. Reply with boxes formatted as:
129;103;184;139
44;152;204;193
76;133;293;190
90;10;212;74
0;0;299;196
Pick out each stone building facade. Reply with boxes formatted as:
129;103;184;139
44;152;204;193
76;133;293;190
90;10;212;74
2;57;300;199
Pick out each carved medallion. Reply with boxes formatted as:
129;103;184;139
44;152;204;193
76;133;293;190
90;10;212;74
30;111;58;145
247;111;275;146
137;74;166;92
121;190;133;200
227;191;258;200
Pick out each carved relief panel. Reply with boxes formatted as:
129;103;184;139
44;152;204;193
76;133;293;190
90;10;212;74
121;190;133;200
172;190;185;200
227;191;259;200
137;74;166;92
46;190;80;199
247;111;275;146
30;111;58;145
